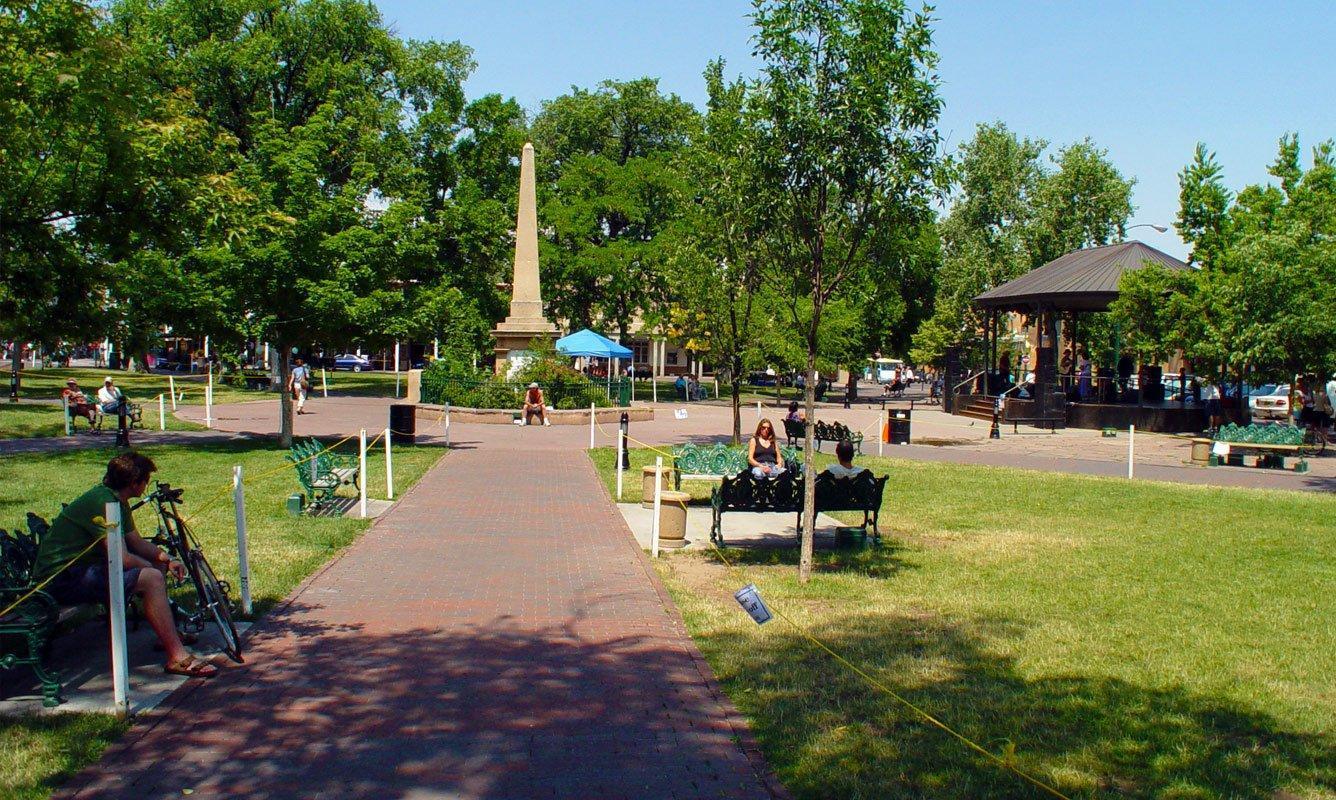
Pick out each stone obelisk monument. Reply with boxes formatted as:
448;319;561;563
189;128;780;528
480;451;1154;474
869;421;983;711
493;142;559;374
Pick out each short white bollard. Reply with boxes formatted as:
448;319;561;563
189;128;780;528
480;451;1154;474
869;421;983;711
589;402;596;449
616;430;625;500
756;400;761;419
651;457;663;558
1128;424;1135;479
652;378;657;404
359;428;368;518
714;377;719;399
232;466;252;615
394;341;401;398
158;394;165;430
444;402;451;448
878;421;885;457
169;375;177;410
321;368;328;398
205;366;213;428
104;502;130;716
384;426;394;500
62;395;71;436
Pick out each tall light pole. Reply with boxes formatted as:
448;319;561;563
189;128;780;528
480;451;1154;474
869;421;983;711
1126;223;1168;235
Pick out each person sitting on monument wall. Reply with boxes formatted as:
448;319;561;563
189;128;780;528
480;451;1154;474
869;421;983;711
523;382;550;426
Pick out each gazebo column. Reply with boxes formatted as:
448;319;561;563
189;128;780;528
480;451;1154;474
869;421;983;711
1033;305;1065;424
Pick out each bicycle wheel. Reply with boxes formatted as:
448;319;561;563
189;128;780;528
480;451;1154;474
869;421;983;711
189;552;243;663
1299;429;1327;457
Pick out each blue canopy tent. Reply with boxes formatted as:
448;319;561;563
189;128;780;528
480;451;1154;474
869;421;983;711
555;329;633;394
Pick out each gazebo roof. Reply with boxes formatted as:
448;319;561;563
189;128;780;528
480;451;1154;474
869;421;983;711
974;240;1190;312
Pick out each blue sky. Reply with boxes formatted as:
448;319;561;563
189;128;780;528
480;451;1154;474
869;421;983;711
376;1;1336;259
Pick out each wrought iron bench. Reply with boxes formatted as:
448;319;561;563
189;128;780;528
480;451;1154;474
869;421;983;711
710;469;888;545
813;420;863;453
782;418;806;447
2;514;79;707
286;438;360;512
671;442;799;490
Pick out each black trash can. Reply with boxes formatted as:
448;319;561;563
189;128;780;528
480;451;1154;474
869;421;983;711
887;408;911;445
389;404;416;445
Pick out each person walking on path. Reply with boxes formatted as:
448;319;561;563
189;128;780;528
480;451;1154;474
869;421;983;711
288;358;310;415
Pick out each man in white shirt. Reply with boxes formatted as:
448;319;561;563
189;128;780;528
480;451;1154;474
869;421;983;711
97;377;124;414
823;440;864;479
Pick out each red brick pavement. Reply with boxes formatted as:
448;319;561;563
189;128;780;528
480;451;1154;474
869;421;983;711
55;444;785;799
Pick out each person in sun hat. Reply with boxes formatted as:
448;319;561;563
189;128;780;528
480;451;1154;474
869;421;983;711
522;381;550;426
61;378;99;427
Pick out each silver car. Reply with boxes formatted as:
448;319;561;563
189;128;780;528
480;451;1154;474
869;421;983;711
1249;384;1291;421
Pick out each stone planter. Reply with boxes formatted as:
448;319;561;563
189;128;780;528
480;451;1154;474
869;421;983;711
640;466;675;508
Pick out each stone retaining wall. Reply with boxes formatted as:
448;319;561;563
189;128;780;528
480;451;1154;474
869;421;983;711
417;403;654;425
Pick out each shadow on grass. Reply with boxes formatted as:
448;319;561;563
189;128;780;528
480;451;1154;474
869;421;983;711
53;607;774;799
711;540;916;579
699;609;1334;799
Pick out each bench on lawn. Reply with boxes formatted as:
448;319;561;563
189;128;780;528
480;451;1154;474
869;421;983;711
1210;423;1312;471
782;418;806;447
710;469;887;545
813;420;863;453
0;514;104;707
671;442;799;491
286;438;360;512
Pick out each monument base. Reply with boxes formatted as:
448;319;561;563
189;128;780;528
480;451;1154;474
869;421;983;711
493;324;559;376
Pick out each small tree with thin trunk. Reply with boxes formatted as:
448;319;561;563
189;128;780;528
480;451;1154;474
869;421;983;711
749;0;943;581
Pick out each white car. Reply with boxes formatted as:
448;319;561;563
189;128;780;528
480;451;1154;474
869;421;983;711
1249;384;1291;421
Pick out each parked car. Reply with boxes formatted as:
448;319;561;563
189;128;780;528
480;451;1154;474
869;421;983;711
747;371;777;387
332;353;371;372
1249;384;1291;420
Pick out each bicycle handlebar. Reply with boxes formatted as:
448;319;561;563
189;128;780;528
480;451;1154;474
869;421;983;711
131;482;184;511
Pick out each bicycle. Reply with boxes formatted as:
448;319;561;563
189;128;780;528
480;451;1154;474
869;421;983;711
132;482;243;663
1298;424;1328;458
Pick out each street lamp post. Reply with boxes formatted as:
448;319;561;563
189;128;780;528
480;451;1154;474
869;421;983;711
1126;223;1168;235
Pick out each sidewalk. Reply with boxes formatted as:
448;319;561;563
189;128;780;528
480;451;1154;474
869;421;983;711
55;435;782;799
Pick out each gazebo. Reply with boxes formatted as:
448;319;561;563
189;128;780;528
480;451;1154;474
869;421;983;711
965;240;1193;430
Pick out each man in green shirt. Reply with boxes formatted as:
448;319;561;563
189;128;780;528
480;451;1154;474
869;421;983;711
35;452;218;678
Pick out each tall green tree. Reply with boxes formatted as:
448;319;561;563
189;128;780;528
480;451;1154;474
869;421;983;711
749;0;944;582
115;0;476;444
531;78;699;336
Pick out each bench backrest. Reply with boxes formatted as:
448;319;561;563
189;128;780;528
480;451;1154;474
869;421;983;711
782;418;806;442
716;469;803;512
673;442;800;476
813;471;887;511
1;514;48;588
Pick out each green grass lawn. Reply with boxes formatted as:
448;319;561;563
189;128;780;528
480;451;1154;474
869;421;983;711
3;367;408;439
0;439;445;799
590;447;1336;799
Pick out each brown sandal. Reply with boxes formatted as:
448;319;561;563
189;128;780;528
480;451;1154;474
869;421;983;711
165;655;219;678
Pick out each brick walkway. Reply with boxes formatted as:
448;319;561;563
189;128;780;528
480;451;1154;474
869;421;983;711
56;440;783;799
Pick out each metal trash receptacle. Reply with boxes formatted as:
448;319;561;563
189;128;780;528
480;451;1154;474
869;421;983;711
887;408;911;445
389;404;416;445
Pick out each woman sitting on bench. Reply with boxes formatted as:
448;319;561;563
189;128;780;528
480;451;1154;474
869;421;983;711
62;378;100;428
747;418;785;479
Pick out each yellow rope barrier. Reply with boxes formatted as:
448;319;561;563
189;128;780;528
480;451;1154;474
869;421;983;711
0;529;111;620
704;541;1074;800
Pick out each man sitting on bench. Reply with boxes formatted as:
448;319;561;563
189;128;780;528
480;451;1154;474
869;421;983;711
31;452;218;678
522;382;550;426
824;439;864;479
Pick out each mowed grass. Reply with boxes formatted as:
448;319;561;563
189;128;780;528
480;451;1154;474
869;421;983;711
3;367;406;439
0;439;445;799
590;447;1336;799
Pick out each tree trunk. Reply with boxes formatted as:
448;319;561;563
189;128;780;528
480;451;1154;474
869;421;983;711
798;351;818;583
279;347;293;448
731;374;742;445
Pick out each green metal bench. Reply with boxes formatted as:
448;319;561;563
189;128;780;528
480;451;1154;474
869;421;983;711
1;514;68;707
670;442;800;490
813;420;864;453
286;438;360;513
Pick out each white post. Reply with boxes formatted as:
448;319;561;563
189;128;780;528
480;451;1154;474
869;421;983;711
616;430;625;500
203;335;209;361
232;466;252;615
756;400;762;419
263;341;270;369
359;428;368;518
168;375;177;410
384;426;394;500
105;502;130;716
433;338;439;359
62;395;71;436
589;402;596;449
714;376;719;399
394;341;401;398
878;420;885;457
321;368;328;398
205;367;213;429
158;394;165;430
444;402;451;448
631;372;635;402
652;373;658;403
1128;424;1135;479
651;457;663;558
